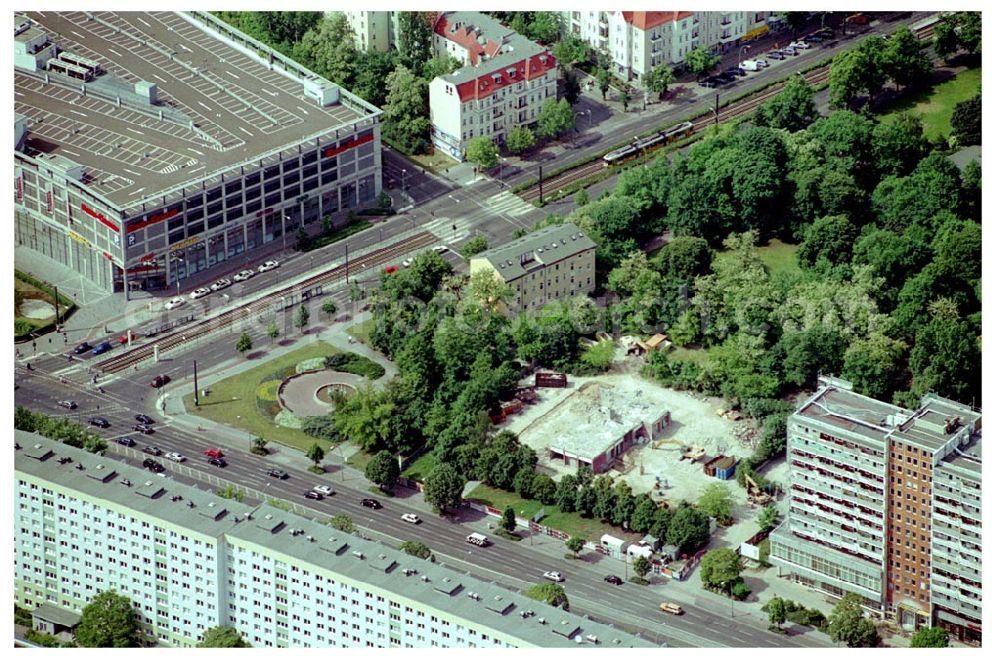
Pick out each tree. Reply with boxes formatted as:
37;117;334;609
352;50;399;108
933;12;980;60
827;593;880;647
911;627;950;648
306;443;325;467
506;126;536;155
499;505;516;532
235;331;252;356
536;98;576;140
827;37;887;108
767;597;787;630
562;69;581;106
383;64;431;154
699;548;743;593
321;298;338;319
951;94;981;146
365;450;400;490
633;555;652;579
871;112;929;178
575;484;598;517
294;304;310;332
698;482;735;523
881;27;932;91
910;299;980;404
781;11;810;36
293;14;357;87
468;269;515;312
524;582;569;610
75;590;141;647
551;36;590;70
396;12;434;73
424;462;464;514
668;506;711;555
422;54;462;81
198;626;250;648
250;435;269;456
461;235;488;259
400;540;433;560
753;75;816;132
565;536;585;559
334;385;393;452
466;136;499;171
596;66;611;100
757;506;779;532
330;513;354;533
684;45;721;78
554;476;578;512
531;474;557;505
797;214;858;270
267;318;280;345
513;466;536;498
642;64;676;98
842;332;908;401
574;189;589;207
620;86;631;112
527;13;560;44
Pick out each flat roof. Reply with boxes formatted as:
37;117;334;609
15;431;657;648
892;395;981;453
794;385;906;445
15;11;372;210
520;380;669;461
31;603;81;627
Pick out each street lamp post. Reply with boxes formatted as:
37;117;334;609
498;157;507;189
282;214;291;253
401;168;407;192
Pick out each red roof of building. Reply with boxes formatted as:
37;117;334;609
434;14;501;66
621;11;693;30
450;51;556;103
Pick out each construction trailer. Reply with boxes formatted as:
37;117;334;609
535;371;568;388
703;455;737;480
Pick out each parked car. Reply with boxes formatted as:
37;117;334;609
88;416;110;428
150;374;170;388
805;34;824;43
257;260;280;273
604;575;624;586
659;602;685;615
190;287;211;300
165;296;186;310
791;40;810;49
143;459;165;473
210;278;232;291
207;457;228;468
755;59;769;68
57;399;77;410
133;423;155;435
767;51;786;60
135;414;155;425
164;452;186;463
115;437;136;447
233;269;255;282
543;571;565;582
782;45;798;56
724;66;746;77
402;257;414;268
117;331;136;344
697;77;719;88
715;71;737;83
433;246;449;254
72;342;92;354
401;513;421;524
817;28;835;39
383;266;398;274
361;498;382;510
312;485;334;497
204;447;224;458
91;341;113;355
266;468;289;479
142;446;163;456
304;489;323;500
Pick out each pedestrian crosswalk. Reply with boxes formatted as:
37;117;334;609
484;191;537;218
421;217;468;245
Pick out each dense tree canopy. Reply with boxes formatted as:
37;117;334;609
75;590;141;647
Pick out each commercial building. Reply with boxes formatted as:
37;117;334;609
14;11;382;298
559;11;773;82
468;223;595;313
769;378;982;643
15;431;656;648
429;11;558;160
338;11;401;52
518;380;671;474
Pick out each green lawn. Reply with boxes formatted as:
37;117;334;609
183;341;344;453
717;238;801;279
668;346;709;365
347;319;375;346
879;66;981;141
401;451;437;481
465;484;624;543
347;449;373;471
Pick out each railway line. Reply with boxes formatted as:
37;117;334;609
522;17;940;202
94;230;437;374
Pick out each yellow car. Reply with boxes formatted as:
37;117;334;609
659;602;684;615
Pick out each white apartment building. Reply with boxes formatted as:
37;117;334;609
560;11;774;82
337;11;400;52
15;432;655;648
468;223;596;313
429;12;558;160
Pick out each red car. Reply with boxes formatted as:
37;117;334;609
204;448;224;459
384;265;398;274
118;330;136;344
150;374;171;388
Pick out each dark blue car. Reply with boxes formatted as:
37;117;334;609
91;341;113;355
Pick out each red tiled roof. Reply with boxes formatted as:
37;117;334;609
450;51;556;103
621;11;693;30
434;14;501;66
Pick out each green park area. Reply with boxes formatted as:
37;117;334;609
14;270;75;339
183;341;382;454
879;65;981;141
717;238;802;279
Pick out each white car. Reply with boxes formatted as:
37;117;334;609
542;571;565;582
165;296;186;310
210;278;232;291
433;245;449;254
233;269;255;282
164;452;187;463
401;513;421;524
402;257;413;268
189;287;211;300
312;485;334;497
791;40;810;49
258;260;280;273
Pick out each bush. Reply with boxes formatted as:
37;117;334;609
731;579;751;600
629;576;651;586
15;319;37;338
302;415;345;442
15;604;33;626
323;353;385;379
